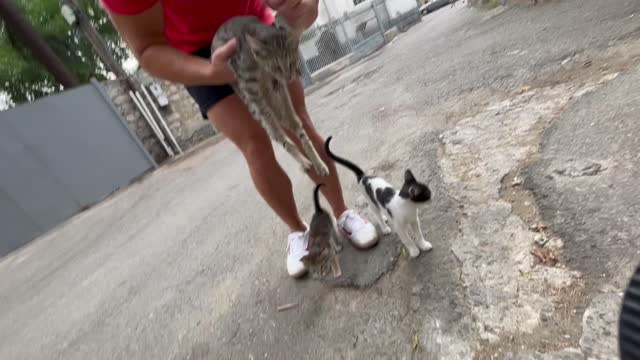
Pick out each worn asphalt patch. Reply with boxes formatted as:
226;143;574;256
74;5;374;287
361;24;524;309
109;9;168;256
438;75;620;356
310;235;401;289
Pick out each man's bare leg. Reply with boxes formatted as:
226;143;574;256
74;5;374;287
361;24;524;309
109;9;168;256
207;94;306;233
286;80;348;219
286;80;378;250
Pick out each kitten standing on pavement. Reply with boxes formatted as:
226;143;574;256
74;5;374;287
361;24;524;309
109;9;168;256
212;15;329;177
300;184;343;278
325;137;432;258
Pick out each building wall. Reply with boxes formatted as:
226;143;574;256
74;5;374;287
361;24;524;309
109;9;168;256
102;76;216;164
103;79;167;163
319;0;360;20
384;0;419;17
159;80;216;146
135;70;217;148
319;0;418;22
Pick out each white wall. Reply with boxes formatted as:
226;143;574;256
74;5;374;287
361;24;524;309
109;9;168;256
384;0;418;18
324;0;354;18
317;0;370;24
317;0;417;25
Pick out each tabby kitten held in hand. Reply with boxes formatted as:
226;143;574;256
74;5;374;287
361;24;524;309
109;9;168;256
212;15;329;176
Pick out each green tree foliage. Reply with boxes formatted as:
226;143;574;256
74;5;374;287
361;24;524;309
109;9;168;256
0;0;128;105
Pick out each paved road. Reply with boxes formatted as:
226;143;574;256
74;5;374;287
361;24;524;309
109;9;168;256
1;0;639;358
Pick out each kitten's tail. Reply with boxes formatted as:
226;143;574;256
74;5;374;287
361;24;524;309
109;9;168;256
314;183;324;213
324;136;364;181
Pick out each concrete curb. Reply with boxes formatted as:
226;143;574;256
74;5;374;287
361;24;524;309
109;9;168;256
163;133;227;167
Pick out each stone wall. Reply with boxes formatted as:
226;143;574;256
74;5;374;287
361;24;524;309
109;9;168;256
102;73;216;164
103;79;168;163
135;70;218;147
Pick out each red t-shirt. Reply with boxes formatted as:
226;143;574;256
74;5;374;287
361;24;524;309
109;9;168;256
101;0;274;53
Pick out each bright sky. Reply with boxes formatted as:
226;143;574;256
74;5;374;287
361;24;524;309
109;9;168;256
123;56;139;74
0;93;10;111
0;55;139;111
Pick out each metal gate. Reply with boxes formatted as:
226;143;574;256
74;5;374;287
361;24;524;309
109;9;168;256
298;0;412;84
299;2;388;74
0;82;156;257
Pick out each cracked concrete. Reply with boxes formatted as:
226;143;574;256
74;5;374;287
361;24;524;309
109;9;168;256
437;81;622;354
523;62;640;360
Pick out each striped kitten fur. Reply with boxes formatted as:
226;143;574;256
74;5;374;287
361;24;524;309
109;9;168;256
212;15;329;176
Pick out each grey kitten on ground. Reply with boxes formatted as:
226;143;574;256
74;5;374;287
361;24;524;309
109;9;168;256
212;15;329;177
300;184;343;278
325;136;433;258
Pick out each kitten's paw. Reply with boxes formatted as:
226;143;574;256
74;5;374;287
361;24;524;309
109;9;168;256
300;158;313;172
314;162;330;177
418;240;433;252
408;248;420;258
381;225;392;235
334;243;343;253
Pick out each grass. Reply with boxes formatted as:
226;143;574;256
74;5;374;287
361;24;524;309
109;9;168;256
486;0;501;8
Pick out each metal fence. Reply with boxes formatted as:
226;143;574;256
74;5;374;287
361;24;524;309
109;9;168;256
298;0;419;85
299;19;353;74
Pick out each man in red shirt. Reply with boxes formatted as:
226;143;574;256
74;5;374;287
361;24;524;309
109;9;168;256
102;0;378;277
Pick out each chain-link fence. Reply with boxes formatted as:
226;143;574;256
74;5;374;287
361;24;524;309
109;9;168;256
298;0;420;87
299;19;354;74
345;3;386;57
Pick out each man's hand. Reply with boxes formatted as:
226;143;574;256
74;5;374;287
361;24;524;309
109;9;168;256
207;38;238;85
265;0;319;31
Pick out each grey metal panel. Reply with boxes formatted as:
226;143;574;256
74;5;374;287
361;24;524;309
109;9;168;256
90;79;158;169
0;121;80;230
0;83;155;256
0;188;41;257
4;84;155;208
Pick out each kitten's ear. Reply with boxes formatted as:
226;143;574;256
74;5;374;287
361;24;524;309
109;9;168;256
404;169;417;183
274;13;302;41
274;13;290;30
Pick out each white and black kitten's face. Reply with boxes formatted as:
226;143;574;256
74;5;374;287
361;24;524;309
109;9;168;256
399;169;431;204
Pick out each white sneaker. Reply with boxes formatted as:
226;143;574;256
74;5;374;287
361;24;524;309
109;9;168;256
337;209;379;249
287;230;309;278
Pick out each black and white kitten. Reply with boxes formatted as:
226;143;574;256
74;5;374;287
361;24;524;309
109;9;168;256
325;137;432;258
300;184;343;277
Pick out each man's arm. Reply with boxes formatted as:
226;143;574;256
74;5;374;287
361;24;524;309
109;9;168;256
105;2;236;86
265;0;319;31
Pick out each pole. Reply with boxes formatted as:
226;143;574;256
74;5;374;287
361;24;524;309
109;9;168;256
141;85;182;154
60;0;182;156
60;0;127;79
61;0;143;95
371;0;386;43
0;0;79;88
